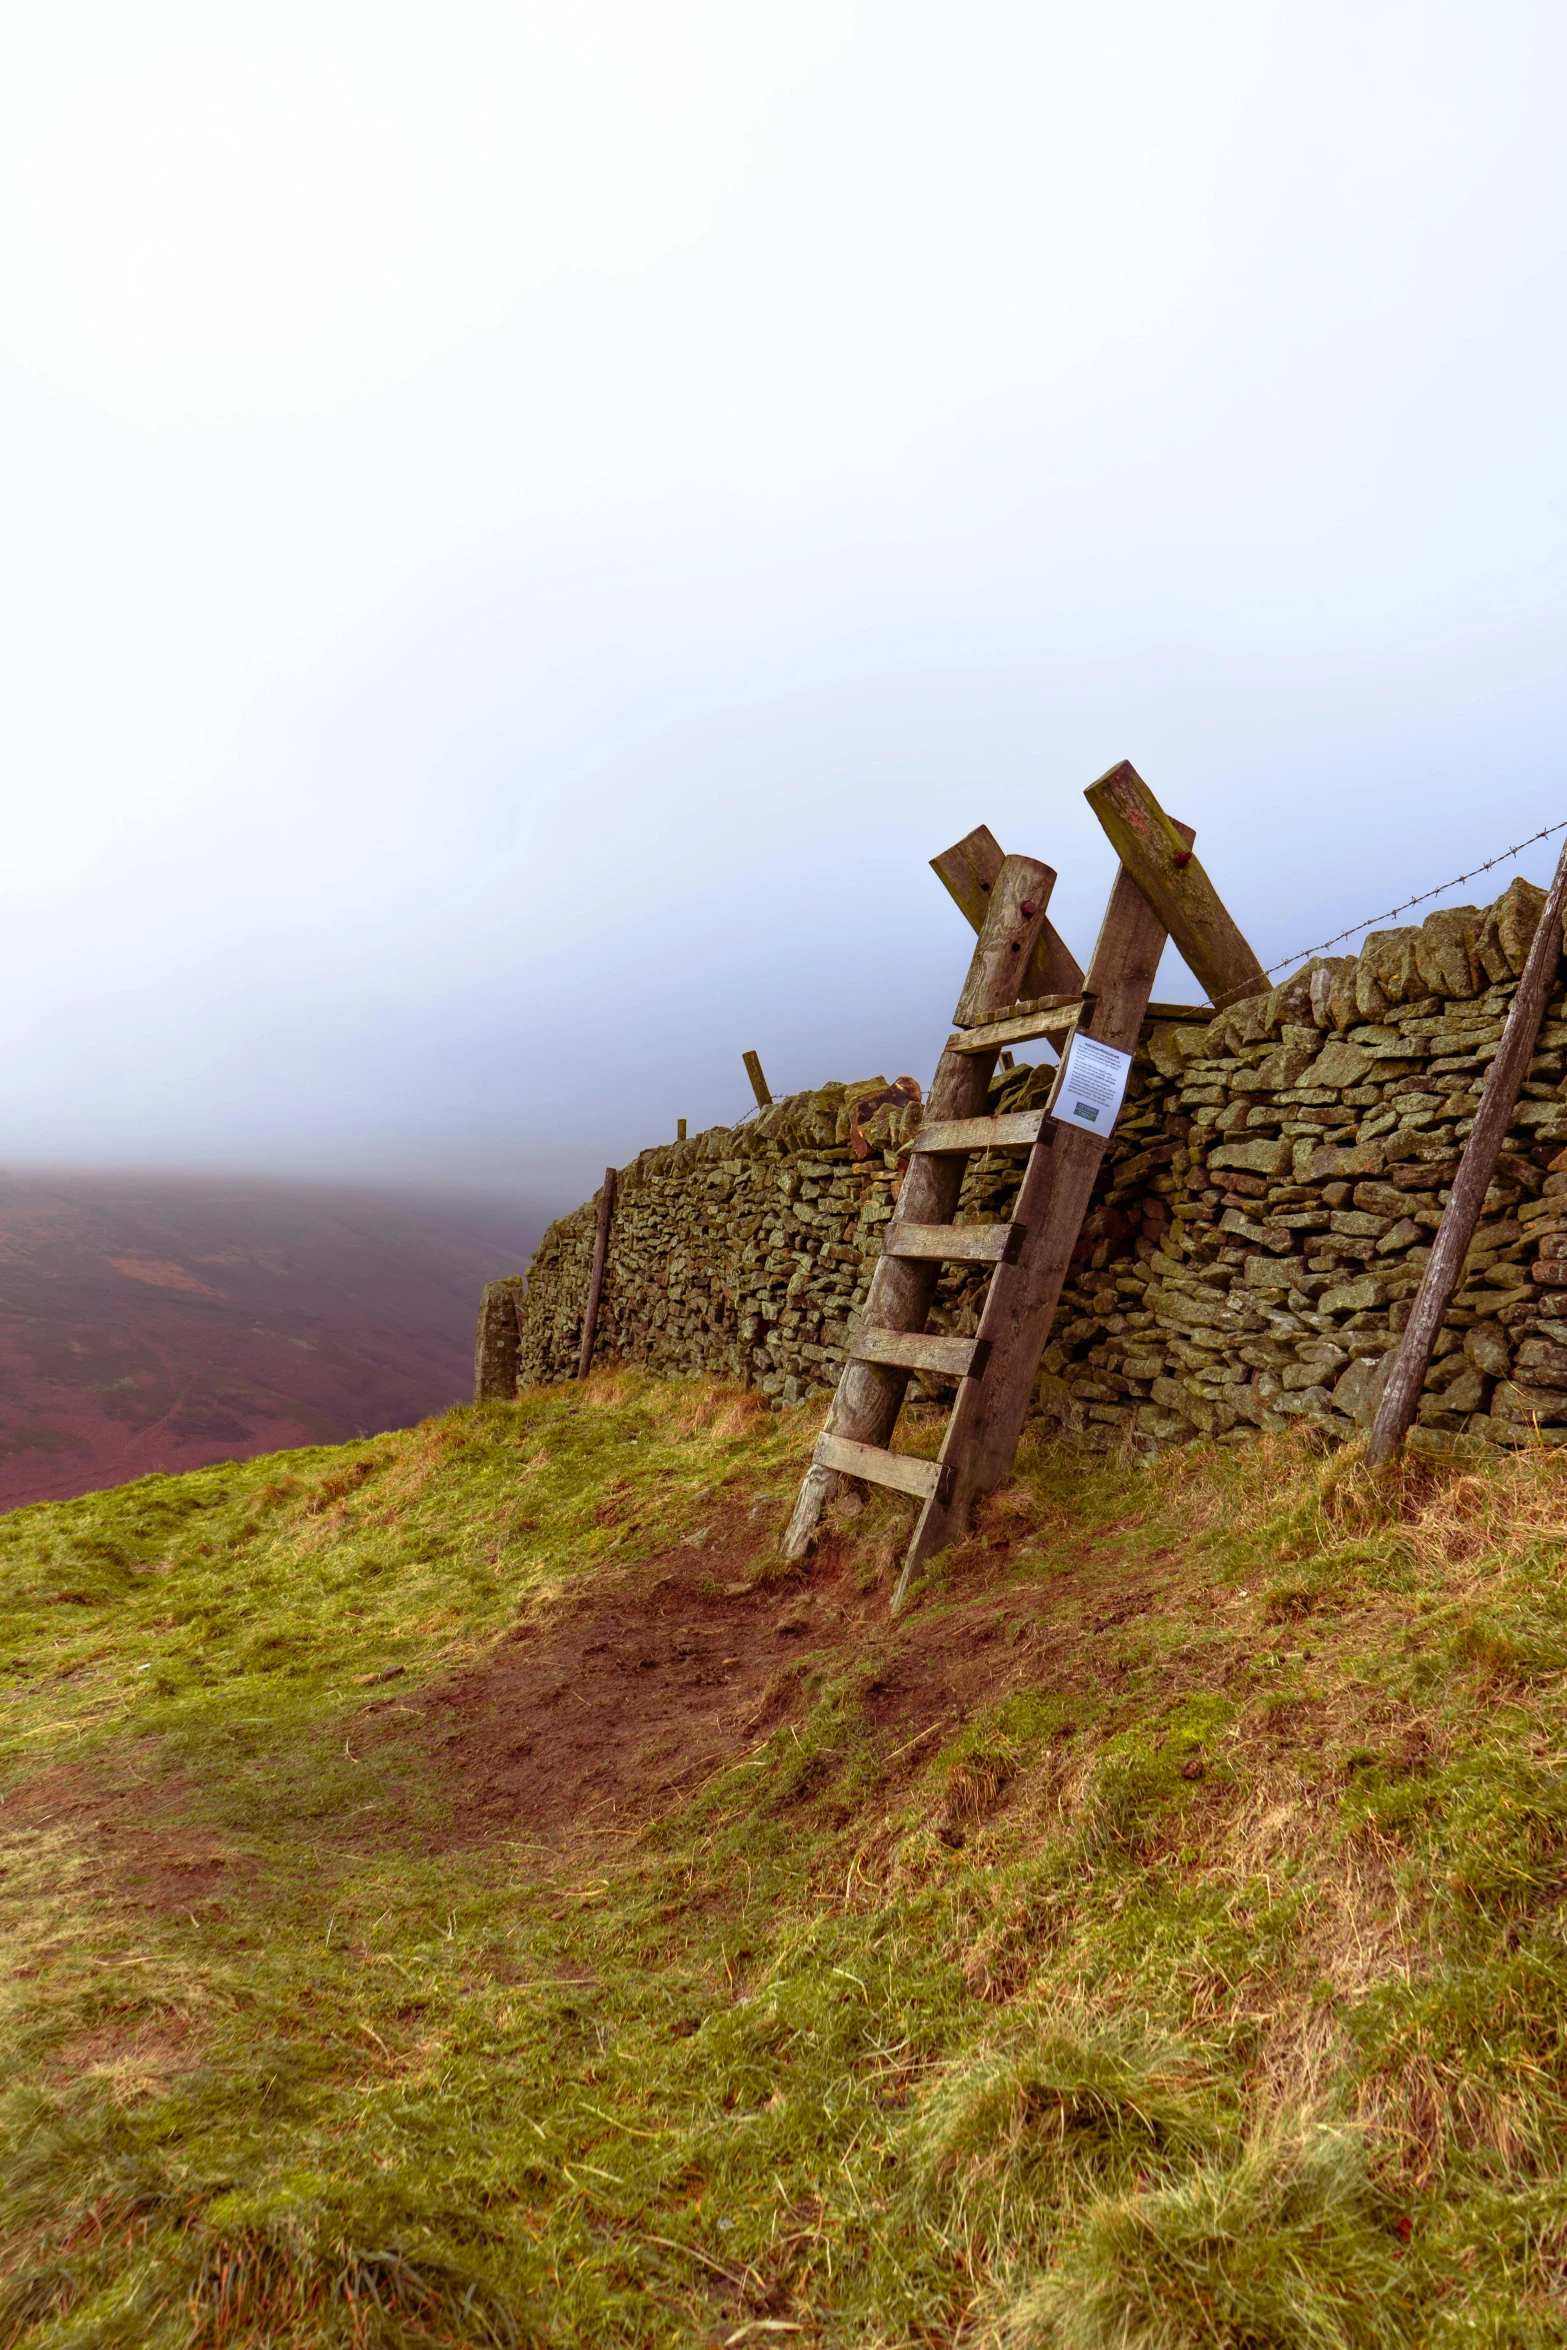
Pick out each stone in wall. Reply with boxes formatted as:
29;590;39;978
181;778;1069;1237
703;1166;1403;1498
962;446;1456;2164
495;872;1567;1462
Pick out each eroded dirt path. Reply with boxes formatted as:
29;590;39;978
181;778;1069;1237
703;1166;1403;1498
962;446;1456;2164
5;1489;1210;1902
357;1496;1194;1848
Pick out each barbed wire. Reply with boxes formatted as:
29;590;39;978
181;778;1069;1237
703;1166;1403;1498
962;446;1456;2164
1263;817;1567;979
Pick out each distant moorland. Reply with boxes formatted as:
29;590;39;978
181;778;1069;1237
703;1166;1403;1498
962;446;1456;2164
0;1171;544;1509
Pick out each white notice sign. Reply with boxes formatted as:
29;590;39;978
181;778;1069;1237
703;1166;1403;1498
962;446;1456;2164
1052;1031;1133;1136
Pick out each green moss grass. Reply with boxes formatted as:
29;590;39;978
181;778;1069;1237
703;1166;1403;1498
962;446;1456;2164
7;1377;1567;2343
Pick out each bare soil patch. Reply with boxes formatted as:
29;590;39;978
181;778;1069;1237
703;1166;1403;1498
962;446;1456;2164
361;1498;1209;1848
44;2020;206;2095
4;1747;252;1915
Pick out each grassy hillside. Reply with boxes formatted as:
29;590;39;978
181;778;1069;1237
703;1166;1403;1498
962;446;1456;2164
5;1380;1567;2346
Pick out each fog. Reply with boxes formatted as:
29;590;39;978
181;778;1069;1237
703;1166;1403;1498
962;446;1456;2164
4;1;1565;1221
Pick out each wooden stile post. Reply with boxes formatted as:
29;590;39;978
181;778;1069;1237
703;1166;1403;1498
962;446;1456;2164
1084;761;1266;1008
577;1168;617;1380
782;852;1057;1558
891;834;1186;1606
743;1051;772;1109
677;1118;687;1141
1367;839;1567;1469
932;825;1084;998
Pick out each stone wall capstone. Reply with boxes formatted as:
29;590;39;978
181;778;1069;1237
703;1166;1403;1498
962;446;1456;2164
492;874;1567;1461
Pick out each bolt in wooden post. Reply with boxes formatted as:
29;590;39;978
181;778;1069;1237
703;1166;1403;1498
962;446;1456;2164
743;1051;772;1109
1367;837;1567;1469
577;1168;617;1380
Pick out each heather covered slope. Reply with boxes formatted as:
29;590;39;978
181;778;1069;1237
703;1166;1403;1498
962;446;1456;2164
6;1381;1567;2345
0;1172;544;1508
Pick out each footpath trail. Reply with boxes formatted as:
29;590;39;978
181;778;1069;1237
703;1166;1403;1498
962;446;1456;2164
363;1497;1187;1852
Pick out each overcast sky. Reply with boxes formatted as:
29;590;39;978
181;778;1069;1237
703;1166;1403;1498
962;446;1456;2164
4;0;1566;1217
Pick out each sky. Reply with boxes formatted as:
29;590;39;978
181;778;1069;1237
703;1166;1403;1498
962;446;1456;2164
3;0;1567;1223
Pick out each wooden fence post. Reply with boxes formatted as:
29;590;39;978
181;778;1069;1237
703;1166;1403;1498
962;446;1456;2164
743;1051;772;1109
577;1169;617;1381
1367;839;1567;1468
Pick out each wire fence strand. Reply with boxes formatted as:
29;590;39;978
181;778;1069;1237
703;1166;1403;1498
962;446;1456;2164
1263;818;1567;979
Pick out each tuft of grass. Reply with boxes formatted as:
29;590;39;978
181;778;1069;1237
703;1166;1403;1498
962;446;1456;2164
914;2021;1225;2226
1006;2121;1408;2350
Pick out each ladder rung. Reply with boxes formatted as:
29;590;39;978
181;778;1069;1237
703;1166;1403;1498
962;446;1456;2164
953;988;1081;1030
912;1110;1046;1153
884;1219;1022;1264
814;1432;953;1504
948;1001;1086;1054
852;1327;988;1379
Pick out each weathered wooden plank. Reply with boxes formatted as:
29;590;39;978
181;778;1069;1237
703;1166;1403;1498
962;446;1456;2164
852;1327;988;1379
1368;837;1567;1469
814;1433;949;1503
929;824;1011;934
931;823;1084;999
956;989;1082;1029
912;1110;1046;1153
576;1168;617;1379
948;1002;1085;1054
882;1220;1021;1264
1144;1000;1214;1022
893;830;1191;1607
782;852;1056;1558
743;1050;772;1109
1084;762;1265;1009
1035;922;1087;1000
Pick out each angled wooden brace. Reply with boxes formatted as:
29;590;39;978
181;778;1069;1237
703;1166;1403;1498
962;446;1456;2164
1083;760;1266;1008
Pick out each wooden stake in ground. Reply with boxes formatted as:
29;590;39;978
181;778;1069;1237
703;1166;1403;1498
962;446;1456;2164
743;1051;772;1109
1367;839;1567;1469
577;1168;617;1380
1084;760;1266;1007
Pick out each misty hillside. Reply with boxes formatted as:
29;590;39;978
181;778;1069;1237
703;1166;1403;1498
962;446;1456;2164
0;1172;544;1508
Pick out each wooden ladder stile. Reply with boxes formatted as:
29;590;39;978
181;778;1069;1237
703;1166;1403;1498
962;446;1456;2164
783;758;1266;1609
890;846;1186;1606
780;850;1058;1559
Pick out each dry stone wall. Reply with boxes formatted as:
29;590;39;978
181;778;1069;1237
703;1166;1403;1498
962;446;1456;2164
498;873;1567;1460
